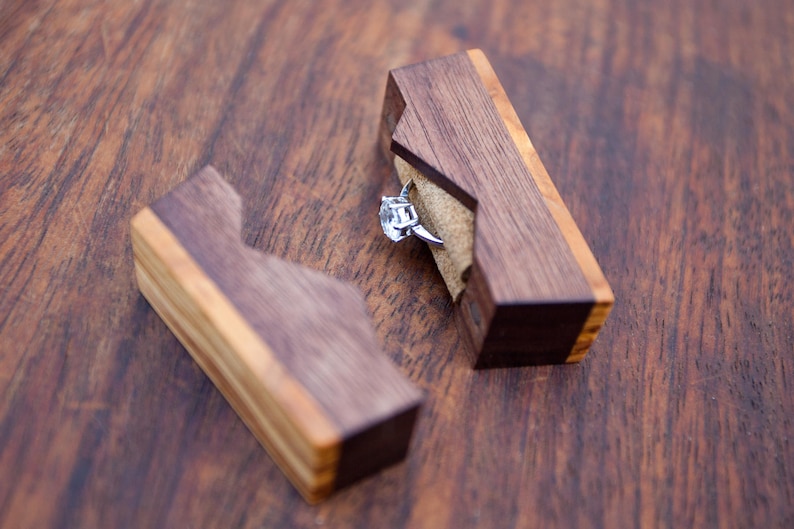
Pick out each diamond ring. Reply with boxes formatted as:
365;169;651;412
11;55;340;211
379;180;444;246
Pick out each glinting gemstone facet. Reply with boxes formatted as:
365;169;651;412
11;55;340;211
379;196;418;242
379;179;444;246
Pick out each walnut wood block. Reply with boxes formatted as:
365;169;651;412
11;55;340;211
381;50;614;367
130;166;422;503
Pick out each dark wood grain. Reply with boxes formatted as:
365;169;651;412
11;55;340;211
382;50;614;366
132;166;422;502
1;0;793;527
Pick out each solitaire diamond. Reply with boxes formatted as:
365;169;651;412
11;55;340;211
378;180;444;246
379;196;418;242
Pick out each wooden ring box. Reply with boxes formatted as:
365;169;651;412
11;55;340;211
131;167;423;503
380;50;614;367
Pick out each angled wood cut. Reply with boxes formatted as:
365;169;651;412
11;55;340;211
381;50;614;367
130;166;423;502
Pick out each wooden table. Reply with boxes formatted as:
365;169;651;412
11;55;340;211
1;1;792;527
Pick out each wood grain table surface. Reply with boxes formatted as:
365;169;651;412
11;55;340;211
1;0;792;527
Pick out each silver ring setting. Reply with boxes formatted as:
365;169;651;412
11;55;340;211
379;180;444;246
